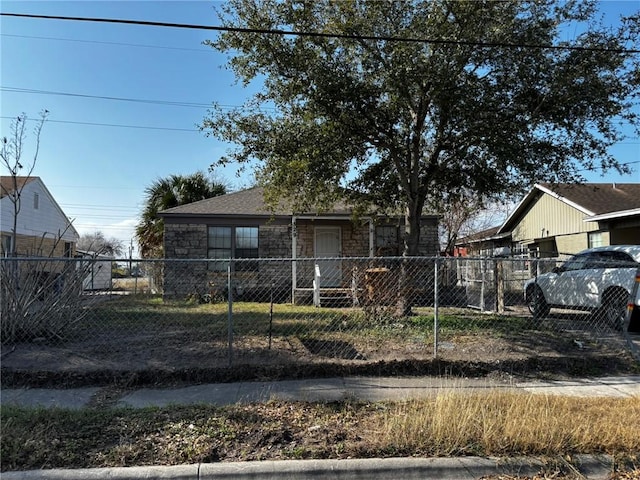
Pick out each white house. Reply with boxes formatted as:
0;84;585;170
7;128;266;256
1;176;79;257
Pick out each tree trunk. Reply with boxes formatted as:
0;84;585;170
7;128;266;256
395;195;424;316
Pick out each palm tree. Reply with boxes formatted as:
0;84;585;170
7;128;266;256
135;172;227;258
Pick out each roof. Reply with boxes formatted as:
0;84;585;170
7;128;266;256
1;175;79;239
499;182;640;233
159;187;372;219
455;226;503;246
0;176;37;198
538;183;640;215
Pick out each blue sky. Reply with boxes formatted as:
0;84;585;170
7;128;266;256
1;1;639;257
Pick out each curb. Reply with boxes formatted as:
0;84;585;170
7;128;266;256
0;455;615;480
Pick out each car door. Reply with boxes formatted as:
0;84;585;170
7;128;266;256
545;253;589;306
570;252;603;308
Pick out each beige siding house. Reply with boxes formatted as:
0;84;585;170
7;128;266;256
499;183;640;257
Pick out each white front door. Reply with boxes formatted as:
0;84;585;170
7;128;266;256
315;226;342;287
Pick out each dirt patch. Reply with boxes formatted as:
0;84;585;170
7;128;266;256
1;300;638;388
2;332;637;389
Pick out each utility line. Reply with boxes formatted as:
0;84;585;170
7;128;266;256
0;116;199;133
1;87;272;112
2;12;638;54
1;87;212;109
0;33;212;52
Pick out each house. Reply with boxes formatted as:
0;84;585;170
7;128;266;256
1;176;78;257
498;183;640;258
452;226;507;257
159;187;439;302
455;183;640;258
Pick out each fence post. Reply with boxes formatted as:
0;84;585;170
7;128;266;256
496;258;504;313
480;259;486;312
434;257;439;359
227;262;233;367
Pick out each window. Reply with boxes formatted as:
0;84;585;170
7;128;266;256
207;226;258;271
33;193;39;210
561;253;589;272
234;227;259;271
511;244;529;272
588;232;603;248
375;226;399;256
590;251;636;269
64;242;73;258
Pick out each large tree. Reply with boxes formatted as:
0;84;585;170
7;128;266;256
135;172;227;258
202;0;639;256
77;231;124;257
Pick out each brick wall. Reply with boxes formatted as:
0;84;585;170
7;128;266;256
2;232;75;258
162;217;439;300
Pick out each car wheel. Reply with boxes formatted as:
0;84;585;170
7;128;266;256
600;290;628;331
527;285;550;320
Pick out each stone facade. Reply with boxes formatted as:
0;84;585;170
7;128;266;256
162;217;439;302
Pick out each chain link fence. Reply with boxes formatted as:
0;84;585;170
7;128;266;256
1;256;638;378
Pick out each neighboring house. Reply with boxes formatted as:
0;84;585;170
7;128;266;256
159;187;439;302
452;226;507;257
0;176;79;257
499;183;640;258
456;182;640;259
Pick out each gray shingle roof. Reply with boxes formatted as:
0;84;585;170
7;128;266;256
498;182;640;234
538;183;640;215
159;187;353;218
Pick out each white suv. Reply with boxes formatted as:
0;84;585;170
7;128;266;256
524;245;640;329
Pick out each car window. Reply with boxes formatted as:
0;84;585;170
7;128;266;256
600;251;637;268
561;254;589;271
584;251;638;269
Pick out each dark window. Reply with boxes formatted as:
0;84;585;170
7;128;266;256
234;227;259;271
590;251;637;269
207;226;258;271
561;254;589;272
64;242;73;258
376;226;399;256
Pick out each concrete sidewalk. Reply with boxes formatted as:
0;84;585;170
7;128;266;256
1;374;639;410
0;455;619;480
2;375;638;479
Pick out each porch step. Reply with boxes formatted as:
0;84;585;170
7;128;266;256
319;292;354;308
294;288;357;307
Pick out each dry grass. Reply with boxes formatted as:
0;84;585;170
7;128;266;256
377;391;640;456
112;277;151;292
2;391;640;472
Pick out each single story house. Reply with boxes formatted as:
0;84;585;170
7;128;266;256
456;183;640;259
498;182;640;258
1;176;78;257
159;187;439;303
450;182;640;306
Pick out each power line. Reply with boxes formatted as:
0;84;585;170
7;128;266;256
1;87;270;113
0;115;199;133
575;160;640;174
1;87;212;109
2;12;638;54
0;33;212;52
